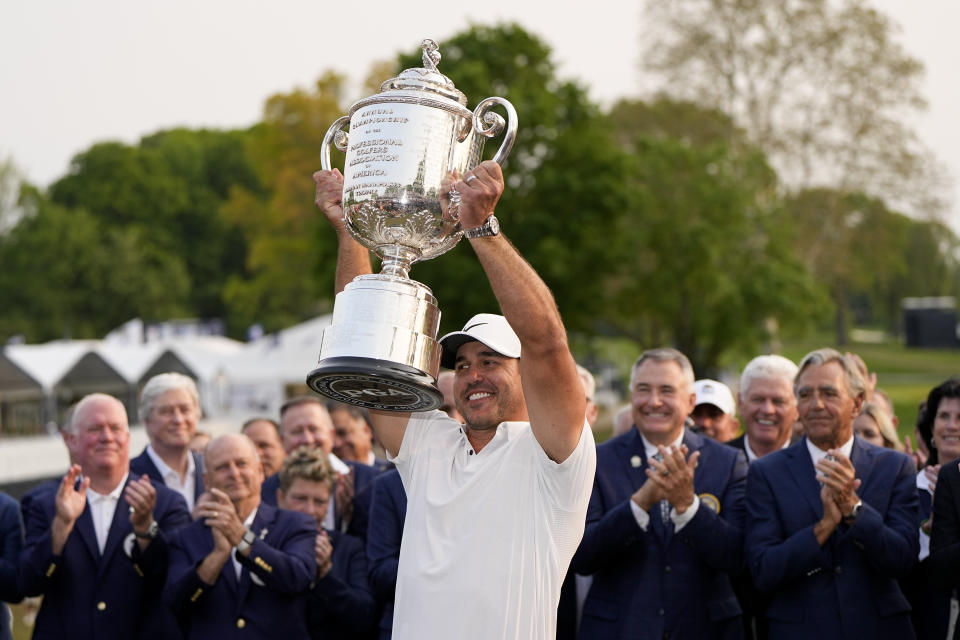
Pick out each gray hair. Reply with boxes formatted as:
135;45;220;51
795;348;865;398
66;393;128;434
740;355;799;396
138;372;201;423
576;364;596;402
629;348;695;389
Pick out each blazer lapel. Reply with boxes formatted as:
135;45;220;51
74;506;101;562
785;439;823;519
622;429;648;492
99;485;132;575
236;505;277;607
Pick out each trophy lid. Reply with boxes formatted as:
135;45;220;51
378;39;467;106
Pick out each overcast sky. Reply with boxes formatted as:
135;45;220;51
1;0;956;225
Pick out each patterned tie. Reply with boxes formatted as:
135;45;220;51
651;452;672;531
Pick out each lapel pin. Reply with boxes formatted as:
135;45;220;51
259;528;269;540
630;455;641;468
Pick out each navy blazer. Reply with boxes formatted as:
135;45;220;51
572;427;748;640
19;475;190;640
929;459;960;639
130;447;205;505
262;460;376;541
366;469;406;639
0;492;24;640
165;503;316;639
746;437;918;640
307;528;376;640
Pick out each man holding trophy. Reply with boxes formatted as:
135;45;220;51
313;157;596;639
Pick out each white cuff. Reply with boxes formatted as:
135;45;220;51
670;495;700;532
629;499;650;531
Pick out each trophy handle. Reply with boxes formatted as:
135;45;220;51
321;116;351;170
472;97;518;166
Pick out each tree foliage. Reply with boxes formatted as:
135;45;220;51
640;0;949;219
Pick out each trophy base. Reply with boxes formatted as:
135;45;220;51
307;356;443;412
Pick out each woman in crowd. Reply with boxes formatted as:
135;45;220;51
853;401;903;450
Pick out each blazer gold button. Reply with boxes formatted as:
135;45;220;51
97;602;106;611
237;618;246;628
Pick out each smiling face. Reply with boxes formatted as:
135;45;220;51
630;359;696;446
69;395;131;477
933;397;960;462
144;388;198;453
203;434;264;512
796;361;863;450
739;376;798;451
453;341;526;431
281;403;334;454
331;408;372;464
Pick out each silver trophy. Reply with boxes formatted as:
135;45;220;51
307;39;518;411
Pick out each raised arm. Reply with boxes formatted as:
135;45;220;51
313;169;373;294
458;161;585;462
314;169;409;456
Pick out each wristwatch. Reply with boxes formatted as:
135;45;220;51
133;520;159;539
843;499;863;524
463;215;500;239
237;527;257;552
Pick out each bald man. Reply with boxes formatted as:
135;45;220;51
165;434;317;639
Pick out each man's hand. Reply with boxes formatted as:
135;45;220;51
315;530;333;579
197;489;247;550
125;474;157;533
313;169;346;232
335;469;355;528
55;464;89;525
51;464;89;554
631;479;665;514
845;352;876;401
814;484;843;546
815;450;861;516
646;445;700;514
455;161;504;231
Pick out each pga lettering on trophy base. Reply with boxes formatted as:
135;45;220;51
307;39;518;411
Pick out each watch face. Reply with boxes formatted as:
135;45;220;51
488;216;500;235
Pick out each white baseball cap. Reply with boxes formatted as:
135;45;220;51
693;379;736;415
438;314;521;370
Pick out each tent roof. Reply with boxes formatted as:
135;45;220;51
4;341;99;390
228;315;331;383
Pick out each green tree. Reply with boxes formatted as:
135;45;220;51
605;99;827;373
48;128;260;327
639;0;949;219
0;188;191;341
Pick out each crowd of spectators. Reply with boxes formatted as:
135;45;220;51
0;352;957;639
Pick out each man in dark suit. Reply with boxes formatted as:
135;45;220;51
275;447;375;639
260;397;375;541
130;373;205;514
0;491;23;640
19;393;191;640
745;348;918;640
165;433;316;639
724;354;799;640
367;469;406;639
572;348;747;640
330;403;392;472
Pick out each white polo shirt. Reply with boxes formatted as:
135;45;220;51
390;410;596;640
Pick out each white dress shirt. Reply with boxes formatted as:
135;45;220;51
146;445;196;512
86;472;129;554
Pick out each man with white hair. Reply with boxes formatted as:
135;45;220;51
727;355;799;464
692;379;740;442
20;393;190;639
724;355;799;640
131;373;206;512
